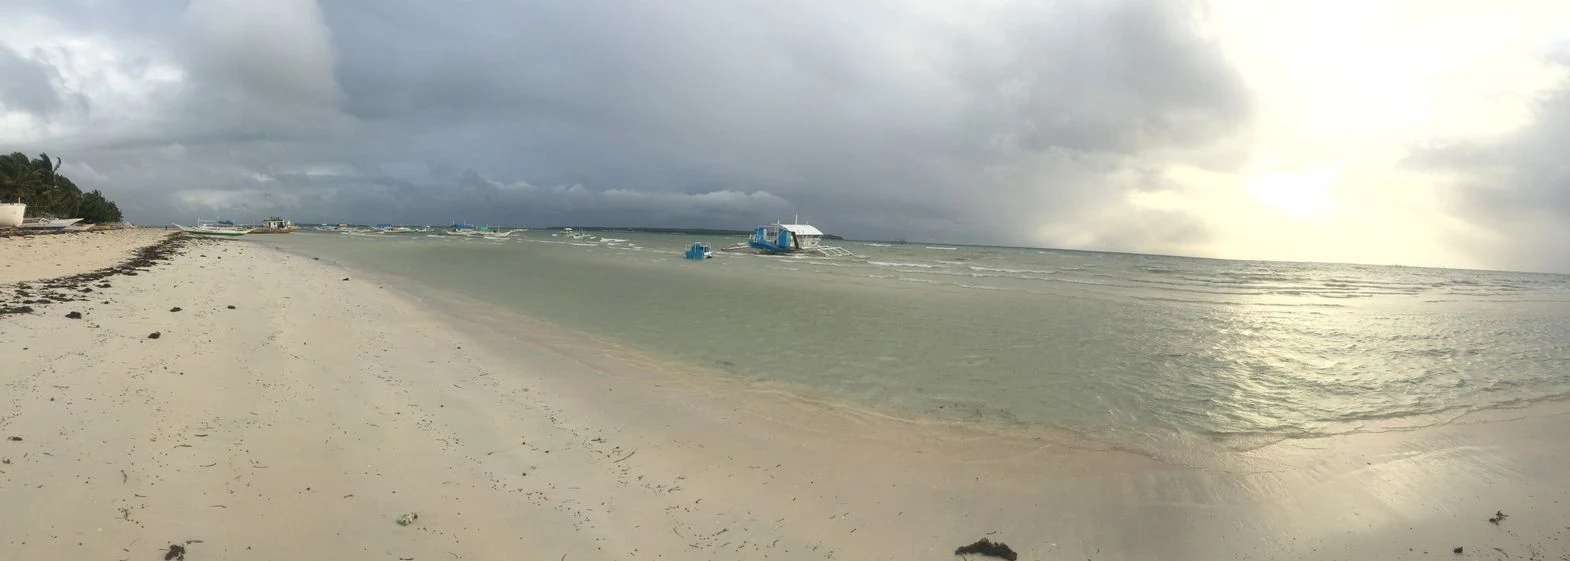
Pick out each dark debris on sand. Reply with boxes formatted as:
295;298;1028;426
2;234;203;317
65;311;82;319
162;539;203;560
955;538;1018;561
148;332;161;339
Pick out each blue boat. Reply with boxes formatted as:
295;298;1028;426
684;242;713;260
735;222;851;257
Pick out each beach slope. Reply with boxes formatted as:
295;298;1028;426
2;236;1568;561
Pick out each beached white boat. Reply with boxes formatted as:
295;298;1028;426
174;219;253;237
18;217;84;230
0;202;23;227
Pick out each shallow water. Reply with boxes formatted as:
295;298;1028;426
259;230;1570;448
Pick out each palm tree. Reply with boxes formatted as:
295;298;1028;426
2;150;119;221
0;152;42;203
29;154;79;216
0;153;82;217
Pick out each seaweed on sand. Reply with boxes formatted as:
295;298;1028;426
954;538;1018;560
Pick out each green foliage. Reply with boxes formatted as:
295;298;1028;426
77;190;122;223
1;150;123;223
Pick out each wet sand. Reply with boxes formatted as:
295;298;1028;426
2;235;1568;560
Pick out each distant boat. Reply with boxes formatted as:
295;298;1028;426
250;216;295;234
19;217;84;230
725;221;853;257
174;219;252;237
447;223;514;238
552;227;595;240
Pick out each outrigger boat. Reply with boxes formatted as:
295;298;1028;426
444;223;514;239
722;220;852;257
174;219;252;237
19;217;85;230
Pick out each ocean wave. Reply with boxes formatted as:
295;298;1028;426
868;260;937;269
969;265;1056;275
957;283;1010;291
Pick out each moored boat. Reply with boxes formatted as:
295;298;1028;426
684;242;714;260
250;217;295;234
725;220;852;257
174;219;253;237
446;223;513;238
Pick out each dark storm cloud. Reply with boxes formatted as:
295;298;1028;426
5;0;1249;246
1409;58;1570;273
0;43;75;117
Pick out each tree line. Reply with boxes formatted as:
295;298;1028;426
0;152;123;223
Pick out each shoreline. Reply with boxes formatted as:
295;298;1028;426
3;237;1568;560
260;237;1570;463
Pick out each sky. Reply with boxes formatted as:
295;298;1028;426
1;0;1568;272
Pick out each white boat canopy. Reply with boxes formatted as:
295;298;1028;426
778;224;823;236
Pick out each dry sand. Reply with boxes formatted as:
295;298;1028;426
0;229;174;285
2;234;1568;560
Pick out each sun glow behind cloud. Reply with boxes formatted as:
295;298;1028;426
1243;159;1339;218
1169;0;1570;269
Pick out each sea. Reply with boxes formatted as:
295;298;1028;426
260;229;1570;452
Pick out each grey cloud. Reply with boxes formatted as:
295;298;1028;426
11;0;1250;247
1410;64;1570;273
0;43;70;116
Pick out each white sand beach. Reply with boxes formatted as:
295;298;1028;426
2;235;1568;561
0;229;173;285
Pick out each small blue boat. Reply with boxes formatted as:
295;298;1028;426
684;242;713;260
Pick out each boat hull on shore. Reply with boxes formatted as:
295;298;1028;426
18;217;84;230
0;203;23;227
